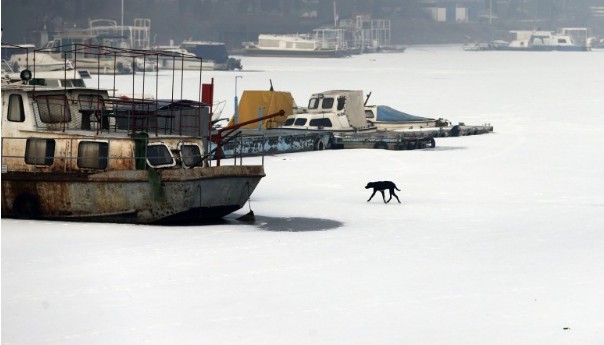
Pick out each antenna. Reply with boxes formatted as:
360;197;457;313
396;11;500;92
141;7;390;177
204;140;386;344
364;91;372;106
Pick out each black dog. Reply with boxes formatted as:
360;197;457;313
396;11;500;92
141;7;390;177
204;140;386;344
366;181;401;204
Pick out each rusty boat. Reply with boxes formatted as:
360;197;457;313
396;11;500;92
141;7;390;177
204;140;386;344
1;45;265;224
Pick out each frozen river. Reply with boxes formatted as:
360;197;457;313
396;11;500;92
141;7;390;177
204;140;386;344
2;45;604;345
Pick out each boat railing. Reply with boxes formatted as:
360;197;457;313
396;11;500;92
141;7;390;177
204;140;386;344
24;43;212;137
210;110;285;166
28;93;209;138
108;98;208;137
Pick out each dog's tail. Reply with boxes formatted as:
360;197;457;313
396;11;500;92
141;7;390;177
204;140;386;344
395;184;401;191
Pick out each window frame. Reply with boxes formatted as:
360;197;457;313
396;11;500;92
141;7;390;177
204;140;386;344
8;94;26;122
77;141;109;170
34;94;72;123
309;118;333;128
178;142;203;168
293;118;307;126
321;97;334;110
308;97;320;109
146;143;176;168
25;138;56;166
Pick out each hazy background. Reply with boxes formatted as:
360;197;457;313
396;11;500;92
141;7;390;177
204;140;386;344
2;0;604;49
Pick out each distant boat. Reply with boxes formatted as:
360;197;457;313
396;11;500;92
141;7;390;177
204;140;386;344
40;18;156;74
241;34;350;58
3;43;74;73
1;43;36;61
462;42;492;51
152;46;215;71
493;28;590;51
5;51;73;72
375;45;407;53
179;40;242;70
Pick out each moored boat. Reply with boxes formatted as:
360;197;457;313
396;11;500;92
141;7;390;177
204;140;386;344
179;40;242;70
278;89;492;150
279;90;376;133
493;28;590;51
1;46;265;224
364;104;448;130
241;34;350;58
152;46;214;71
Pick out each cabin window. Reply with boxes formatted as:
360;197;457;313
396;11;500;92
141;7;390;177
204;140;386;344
78;94;104;111
283;118;295;126
8;94;25;122
72;79;86;87
309;118;332;127
25;138;55;165
146;143;175;168
365;110;375;119
179;143;203;168
321;98;334;109
558;38;567;44
29;79;52;86
77;141;109;169
337;96;346;111
294;118;307;126
78;94;108;130
308;97;320;109
34;94;72;123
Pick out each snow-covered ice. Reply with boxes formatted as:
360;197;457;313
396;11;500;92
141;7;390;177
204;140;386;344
2;45;604;344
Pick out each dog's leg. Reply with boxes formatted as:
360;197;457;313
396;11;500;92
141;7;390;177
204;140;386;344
392;190;401;203
384;189;395;203
380;190;387;203
367;190;377;202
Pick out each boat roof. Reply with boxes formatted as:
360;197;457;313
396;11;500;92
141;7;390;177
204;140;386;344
371;105;435;122
312;90;360;96
1;82;99;92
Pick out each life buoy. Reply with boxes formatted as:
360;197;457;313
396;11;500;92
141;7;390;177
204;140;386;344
13;193;41;219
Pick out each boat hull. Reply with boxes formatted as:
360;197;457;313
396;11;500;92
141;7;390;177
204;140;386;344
1;166;265;224
214;129;334;157
241;48;349;58
494;45;589;51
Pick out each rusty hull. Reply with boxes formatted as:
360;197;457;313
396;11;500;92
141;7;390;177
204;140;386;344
2;165;265;224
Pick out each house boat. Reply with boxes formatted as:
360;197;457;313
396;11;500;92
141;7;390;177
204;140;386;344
241;34;350;58
1;46;265;224
493;28;590;51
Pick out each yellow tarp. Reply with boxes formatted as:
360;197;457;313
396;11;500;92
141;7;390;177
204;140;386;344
227;90;295;129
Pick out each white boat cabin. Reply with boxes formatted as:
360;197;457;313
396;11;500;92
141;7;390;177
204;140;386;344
280;90;375;133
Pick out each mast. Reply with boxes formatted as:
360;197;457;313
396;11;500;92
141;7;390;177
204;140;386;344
333;1;338;27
